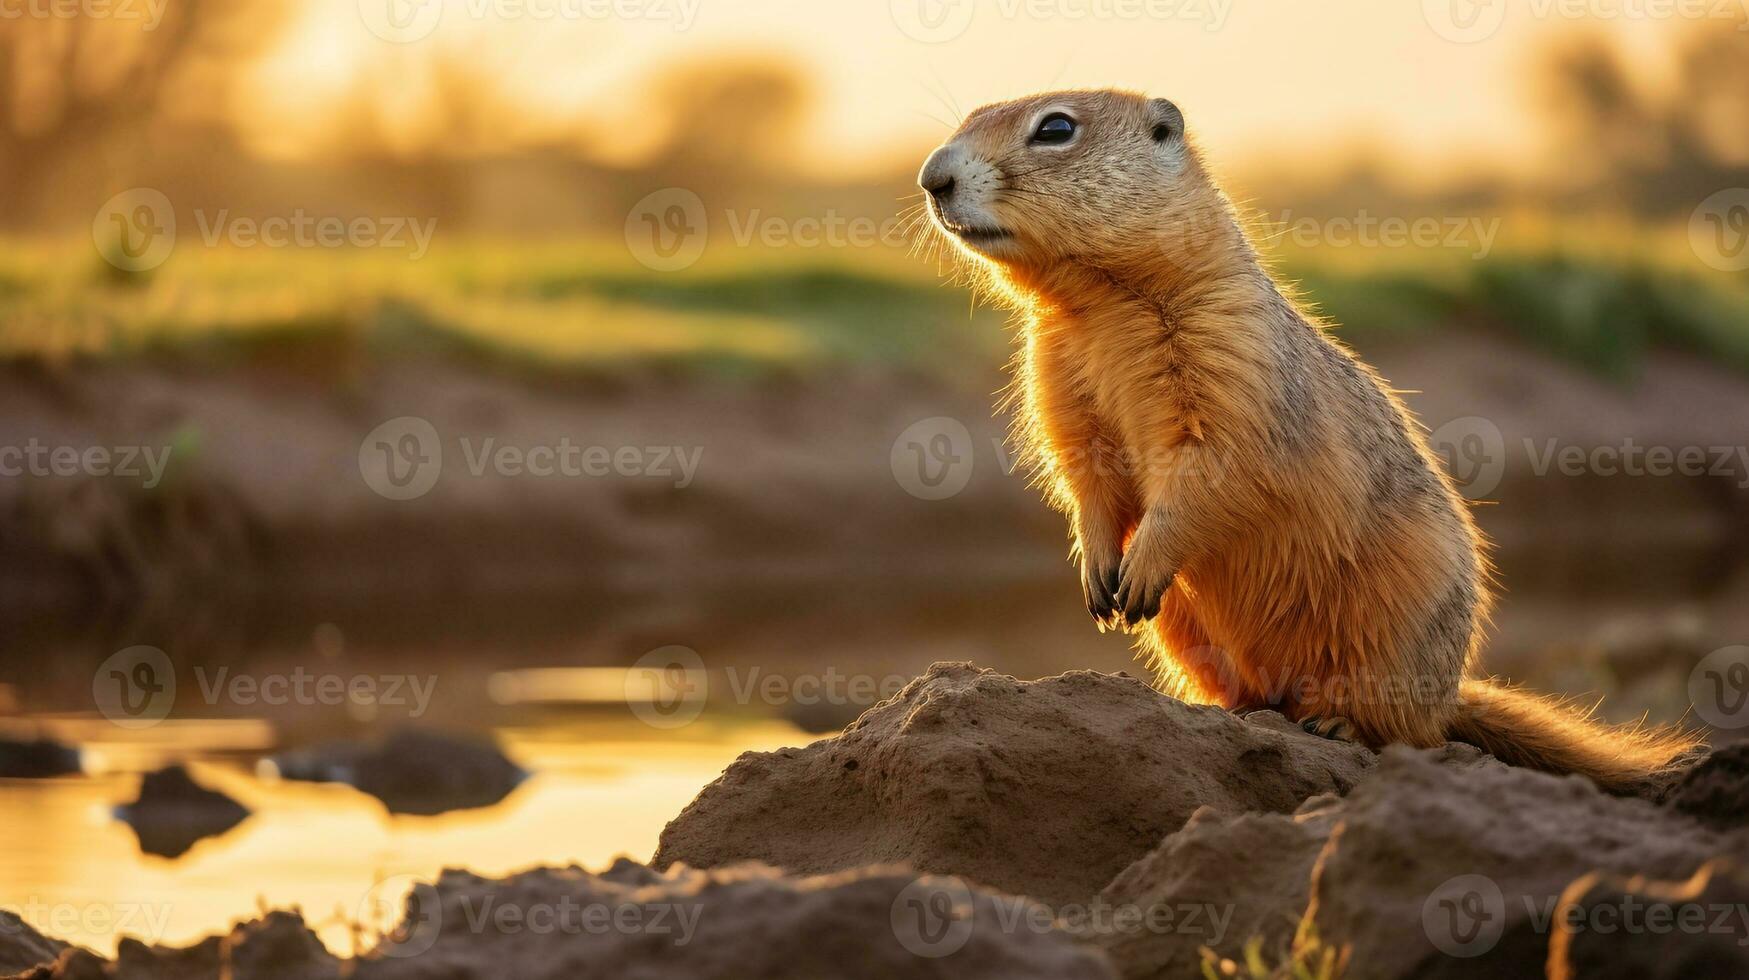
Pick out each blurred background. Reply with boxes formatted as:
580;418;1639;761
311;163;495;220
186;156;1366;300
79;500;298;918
1;0;1747;957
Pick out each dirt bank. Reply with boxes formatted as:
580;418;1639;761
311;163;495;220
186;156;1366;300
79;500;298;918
5;327;1749;732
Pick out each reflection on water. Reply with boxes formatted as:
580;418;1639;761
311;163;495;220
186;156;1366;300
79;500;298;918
0;715;802;956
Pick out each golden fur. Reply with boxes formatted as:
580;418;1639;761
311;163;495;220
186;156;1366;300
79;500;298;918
916;89;1698;793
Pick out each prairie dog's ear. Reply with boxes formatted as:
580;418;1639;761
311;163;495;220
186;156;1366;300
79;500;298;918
1148;98;1184;143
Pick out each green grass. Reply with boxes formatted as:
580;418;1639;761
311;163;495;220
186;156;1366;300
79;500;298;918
1283;251;1749;380
1284;266;1455;339
489;265;1005;368
0;234;1743;383
0;238;1009;382
1468;254;1749;380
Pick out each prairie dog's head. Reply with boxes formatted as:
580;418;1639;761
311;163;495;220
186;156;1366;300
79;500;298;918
919;90;1214;272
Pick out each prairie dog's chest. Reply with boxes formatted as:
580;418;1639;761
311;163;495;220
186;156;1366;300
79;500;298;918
1037;318;1202;478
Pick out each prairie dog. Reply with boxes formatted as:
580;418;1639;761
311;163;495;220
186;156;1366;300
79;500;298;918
917;89;1697;792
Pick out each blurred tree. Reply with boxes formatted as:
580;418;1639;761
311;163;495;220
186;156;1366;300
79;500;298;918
320;44;527;163
0;0;289;228
310;45;543;228
1540;23;1749;218
642;57;809;182
1675;28;1749;167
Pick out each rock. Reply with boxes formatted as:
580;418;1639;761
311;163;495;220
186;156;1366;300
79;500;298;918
0;910;69;975
1304;748;1749;980
265;730;526;816
655;663;1377;907
1546;859;1749;979
0;736;81;778
116;766;250;859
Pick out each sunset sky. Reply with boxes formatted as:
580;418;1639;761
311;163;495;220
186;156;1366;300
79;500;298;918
252;0;1716;182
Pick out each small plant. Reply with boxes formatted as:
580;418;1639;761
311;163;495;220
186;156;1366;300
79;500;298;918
1199;919;1349;980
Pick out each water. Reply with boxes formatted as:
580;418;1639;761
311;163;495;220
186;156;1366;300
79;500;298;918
0;714;803;956
0;576;1127;960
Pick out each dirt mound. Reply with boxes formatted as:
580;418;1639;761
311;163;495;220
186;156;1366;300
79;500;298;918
1088;744;1747;979
361;860;1114;979
14;912;335;979
7;863;1113;980
646;664;1744;978
1547;860;1749;978
1661;741;1749;830
1308;748;1747;977
13;663;1749;979
1088;795;1346;978
654;662;1377;906
1080;745;1491;978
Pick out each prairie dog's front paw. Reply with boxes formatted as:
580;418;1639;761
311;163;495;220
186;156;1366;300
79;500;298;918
1114;517;1177;629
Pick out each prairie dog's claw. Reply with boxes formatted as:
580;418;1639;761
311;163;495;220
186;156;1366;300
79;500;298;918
1082;559;1120;628
1113;550;1173;630
1301;716;1357;742
1112;510;1176;630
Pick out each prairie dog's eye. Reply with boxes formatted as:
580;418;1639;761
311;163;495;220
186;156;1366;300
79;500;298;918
1031;113;1076;145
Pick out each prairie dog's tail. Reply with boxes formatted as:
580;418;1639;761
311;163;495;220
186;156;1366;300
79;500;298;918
1448;679;1703;796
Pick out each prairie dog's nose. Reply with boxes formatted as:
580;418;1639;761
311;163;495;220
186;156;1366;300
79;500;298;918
919;144;962;201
